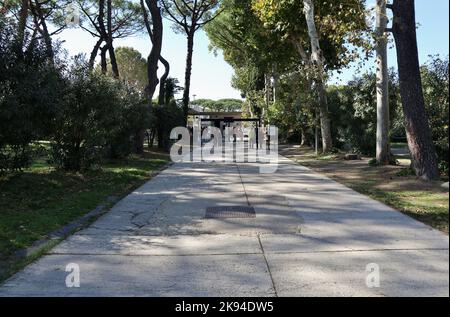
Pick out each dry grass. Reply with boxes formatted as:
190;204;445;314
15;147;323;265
280;145;449;234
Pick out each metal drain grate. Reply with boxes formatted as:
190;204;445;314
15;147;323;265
205;206;256;219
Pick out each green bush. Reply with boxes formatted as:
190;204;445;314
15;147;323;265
153;99;185;150
51;57;149;171
107;84;150;159
421;55;449;176
328;71;401;156
0;24;63;173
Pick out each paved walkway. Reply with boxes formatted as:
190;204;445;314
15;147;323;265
0;156;448;296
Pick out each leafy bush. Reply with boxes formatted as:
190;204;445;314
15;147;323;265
107;84;150;159
152;99;185;150
51;57;149;171
328;71;401;156
0;23;63;173
421;55;449;176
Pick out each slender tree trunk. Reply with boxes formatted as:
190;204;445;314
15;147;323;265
157;56;171;150
302;0;333;153
106;0;119;78
390;0;439;180
272;72;279;103
100;45;108;74
133;130;145;154
108;41;119;78
31;1;54;62
17;0;29;49
158;56;170;105
376;0;391;165
134;0;163;155
98;0;108;75
182;32;195;126
316;82;333;152
89;38;103;70
300;127;308;147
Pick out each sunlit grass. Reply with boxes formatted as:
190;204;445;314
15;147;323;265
0;149;169;280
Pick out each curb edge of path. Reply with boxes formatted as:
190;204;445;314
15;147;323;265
1;160;174;283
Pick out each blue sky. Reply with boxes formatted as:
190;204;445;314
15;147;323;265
334;0;450;84
57;0;449;100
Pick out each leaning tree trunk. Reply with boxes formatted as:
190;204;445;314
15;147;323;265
182;32;195;126
390;0;439;180
303;0;333;153
376;0;391;165
157;55;170;149
158;56;170;106
31;1;54;62
89;38;103;70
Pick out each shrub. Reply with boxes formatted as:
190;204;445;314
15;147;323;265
0;23;63;173
328;71;401;156
152;99;185;150
107;84;151;159
421;55;449;176
50;57;152;170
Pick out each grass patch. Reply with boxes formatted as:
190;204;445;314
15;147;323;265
346;183;449;232
281;145;449;234
0;148;169;282
391;142;408;149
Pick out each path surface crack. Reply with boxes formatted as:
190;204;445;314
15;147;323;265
257;234;278;297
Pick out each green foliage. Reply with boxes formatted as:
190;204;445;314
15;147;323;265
51;56;150;170
252;0;371;70
266;71;315;143
421;55;449;175
163;0;222;34
76;0;144;39
327;70;401;155
109;46;148;92
193;98;244;112
0;23;63;173
153;99;185;150
148;77;184;150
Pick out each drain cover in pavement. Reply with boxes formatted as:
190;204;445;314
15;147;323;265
205;206;256;219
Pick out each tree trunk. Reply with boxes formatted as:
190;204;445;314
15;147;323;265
108;41;119;78
28;1;54;62
391;0;439;180
17;0;29;49
156;56;170;150
158;55;170;105
89;38;103;70
300;127;308;147
100;45;108;74
133;130;145;154
106;0;119;78
182;32;195;126
302;0;333;153
376;0;391;165
272;72;279;103
316;82;333;152
98;0;108;75
145;0;163;102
